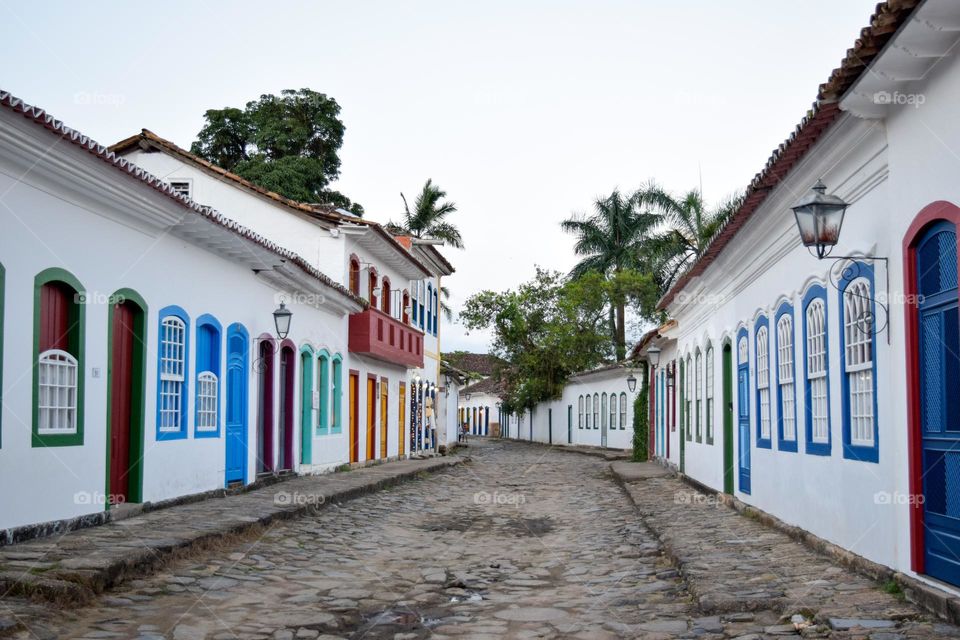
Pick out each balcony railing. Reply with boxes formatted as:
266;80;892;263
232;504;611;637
348;307;424;368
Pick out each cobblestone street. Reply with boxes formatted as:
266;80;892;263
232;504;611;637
4;441;960;639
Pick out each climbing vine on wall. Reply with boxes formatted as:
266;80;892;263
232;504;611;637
633;366;649;461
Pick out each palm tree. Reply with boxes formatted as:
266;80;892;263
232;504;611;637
391;179;464;248
561;189;661;360
641;184;742;293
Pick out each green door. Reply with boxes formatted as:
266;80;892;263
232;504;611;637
722;343;734;494
679;360;685;473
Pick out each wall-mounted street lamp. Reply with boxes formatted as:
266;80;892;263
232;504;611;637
646;345;661;369
273;302;292;340
465;392;472;402
626;373;637;394
790;180;889;342
666;361;676;388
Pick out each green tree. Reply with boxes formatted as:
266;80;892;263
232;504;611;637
461;268;654;414
561;190;661;360
640;184;742;292
190;89;363;215
391;179;464;249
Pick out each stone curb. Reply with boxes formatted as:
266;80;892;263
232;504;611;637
0;456;463;609
500;438;631;460
612;460;960;625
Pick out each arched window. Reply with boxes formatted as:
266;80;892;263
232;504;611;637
695;349;703;442
418;281;425;329
608;391;616;431
578;395;584;429
433;287;440;335
585;394;592;429
705;345;715;444
685;355;692;441
369;268;378;307
426;283;433;335
33;269;86;445
593;392;599;429
349;256;360;296
382;277;391;315
776;305;798;451
601;393;608;430
402;290;410;324
317;351;331;433
678;359;685;439
156;306;189;440
755;318;771;448
195;315;222;437
803;287;830;455
620;392;628;429
841;268;878;458
331;354;343;432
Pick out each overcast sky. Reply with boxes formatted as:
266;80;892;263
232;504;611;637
0;1;874;353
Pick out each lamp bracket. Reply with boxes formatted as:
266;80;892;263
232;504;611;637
814;249;890;344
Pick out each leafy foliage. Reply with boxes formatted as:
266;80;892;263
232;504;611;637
390;179;463;248
460;268;654;414
633;366;649;461
561;189;663;357
190;89;363;214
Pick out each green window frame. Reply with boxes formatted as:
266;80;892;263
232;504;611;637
32;267;86;447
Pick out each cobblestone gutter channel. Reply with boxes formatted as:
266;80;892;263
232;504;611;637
611;461;960;638
0;456;463;609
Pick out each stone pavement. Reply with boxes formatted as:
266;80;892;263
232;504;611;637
614;463;960;638
3;441;960;638
0;454;461;608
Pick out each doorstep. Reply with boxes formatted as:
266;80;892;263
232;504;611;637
0;454;463;607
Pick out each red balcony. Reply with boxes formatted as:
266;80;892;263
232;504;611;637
348;307;424;368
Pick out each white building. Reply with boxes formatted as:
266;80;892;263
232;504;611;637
640;0;960;594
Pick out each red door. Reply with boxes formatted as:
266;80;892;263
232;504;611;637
109;302;135;502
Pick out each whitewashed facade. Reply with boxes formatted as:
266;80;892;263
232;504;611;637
642;0;960;594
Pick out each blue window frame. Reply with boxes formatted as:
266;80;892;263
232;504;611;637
194;314;222;438
412;281;418;324
317;349;331;434
775;301;798;453
433;287;439;335
802;285;831;455
839;261;880;462
426;282;433;335
157;305;190;440
754;314;772;449
419;282;425;330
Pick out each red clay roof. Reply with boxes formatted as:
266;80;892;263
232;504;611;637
110;129;437;278
0;90;365;307
659;0;921;310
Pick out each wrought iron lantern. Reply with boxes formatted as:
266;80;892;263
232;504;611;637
626;373;637;393
273;302;292;340
646;345;662;368
666;361;676;388
790;179;849;259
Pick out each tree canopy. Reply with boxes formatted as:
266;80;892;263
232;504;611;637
190;89;363;215
390;179;464;248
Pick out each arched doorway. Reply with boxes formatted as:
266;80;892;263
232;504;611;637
278;341;297;471
225;324;249;485
256;336;275;474
905;202;960;585
107;290;147;504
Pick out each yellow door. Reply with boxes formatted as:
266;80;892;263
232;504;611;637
380;378;388;459
399;383;406;457
349;373;358;463
367;378;376;460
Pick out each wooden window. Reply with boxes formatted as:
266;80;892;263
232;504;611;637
843;277;875;447
685;356;692;441
402;290;410;324
585;394;592;429
158;308;189;439
756;323;772;446
349;258;360;296
369;269;378;307
578;395;584;429
804;293;830;453
608;392;616;430
705;345;714;444
195;316;221;436
33;270;86;446
593;393;599;429
382;277;391;315
695;350;702;442
620;392;627;429
776;310;797;449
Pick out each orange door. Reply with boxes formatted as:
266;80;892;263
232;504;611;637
399;383;406;457
349;372;359;463
366;377;376;460
380;379;388;459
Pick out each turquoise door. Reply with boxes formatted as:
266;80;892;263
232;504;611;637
737;331;751;494
917;221;960;585
225;324;249;485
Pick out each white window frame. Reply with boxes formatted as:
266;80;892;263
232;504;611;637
37;349;78;435
159;316;186;433
706;345;714;442
757;326;771;440
777;314;796;442
196;371;218;432
844;278;875;447
806;299;829;444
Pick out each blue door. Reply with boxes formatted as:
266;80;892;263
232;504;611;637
737;333;751;494
225;324;249;485
917;221;960;585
